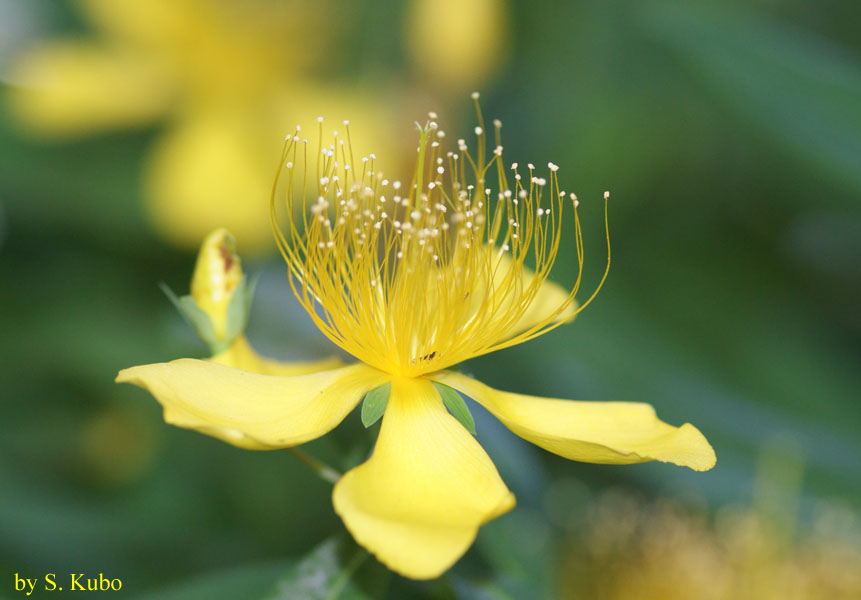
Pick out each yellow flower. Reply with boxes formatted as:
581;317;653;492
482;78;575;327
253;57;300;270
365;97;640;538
407;0;509;92
117;100;715;579
561;490;861;600
7;0;400;254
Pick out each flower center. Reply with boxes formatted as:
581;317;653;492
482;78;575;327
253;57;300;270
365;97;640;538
271;98;609;377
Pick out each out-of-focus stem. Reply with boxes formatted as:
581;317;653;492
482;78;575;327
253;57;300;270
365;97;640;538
288;447;342;484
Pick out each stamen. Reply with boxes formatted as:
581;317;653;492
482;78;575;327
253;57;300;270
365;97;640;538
270;95;610;377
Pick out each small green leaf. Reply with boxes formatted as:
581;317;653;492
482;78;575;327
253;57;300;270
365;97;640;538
263;537;380;600
159;282;218;347
245;271;261;307
178;297;219;347
224;275;248;342
225;272;260;343
433;382;476;435
360;383;390;428
159;281;184;310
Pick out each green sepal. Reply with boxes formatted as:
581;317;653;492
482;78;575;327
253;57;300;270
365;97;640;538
433;382;476;435
159;282;219;349
361;383;390;428
224;272;259;342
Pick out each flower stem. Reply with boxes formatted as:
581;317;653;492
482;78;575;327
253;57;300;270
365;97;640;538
288;446;342;484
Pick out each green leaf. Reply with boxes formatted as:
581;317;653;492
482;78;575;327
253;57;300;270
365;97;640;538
224;272;260;344
130;538;387;600
131;559;294;600
263;537;379;600
224;275;248;342
159;282;218;348
246;271;261;308
638;2;861;199
449;575;521;600
360;383;390;428
433;382;476;435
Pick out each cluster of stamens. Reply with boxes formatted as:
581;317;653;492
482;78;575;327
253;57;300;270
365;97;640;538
271;94;609;377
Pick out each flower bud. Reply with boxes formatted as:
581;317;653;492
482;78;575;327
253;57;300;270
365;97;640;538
190;228;243;340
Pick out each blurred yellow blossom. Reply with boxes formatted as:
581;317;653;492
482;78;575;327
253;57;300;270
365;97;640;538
118;101;715;579
407;0;509;92
7;0;404;253
561;490;861;600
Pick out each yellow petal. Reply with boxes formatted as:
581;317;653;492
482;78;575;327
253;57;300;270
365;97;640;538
495;250;576;338
80;0;305;94
273;84;409;174
333;377;515;579
407;0;508;90
144;107;275;255
451;249;575;342
6;41;172;137
147;85;417;254
80;0;190;45
434;372;716;472
210;335;342;376
116;361;385;450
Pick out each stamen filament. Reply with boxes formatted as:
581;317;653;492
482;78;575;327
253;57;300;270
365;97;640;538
270;101;610;377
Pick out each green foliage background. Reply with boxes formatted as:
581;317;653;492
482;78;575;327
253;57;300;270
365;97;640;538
0;0;858;598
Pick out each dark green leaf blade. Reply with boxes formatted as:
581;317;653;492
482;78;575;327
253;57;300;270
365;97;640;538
638;2;861;199
131;559;294;600
360;383;390;428
263;537;377;600
433;382;476;435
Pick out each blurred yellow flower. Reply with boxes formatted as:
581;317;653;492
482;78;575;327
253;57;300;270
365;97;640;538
7;0;402;254
407;0;508;92
561;490;861;600
117;102;715;579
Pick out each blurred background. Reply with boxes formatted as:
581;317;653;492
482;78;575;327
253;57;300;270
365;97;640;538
1;0;859;598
